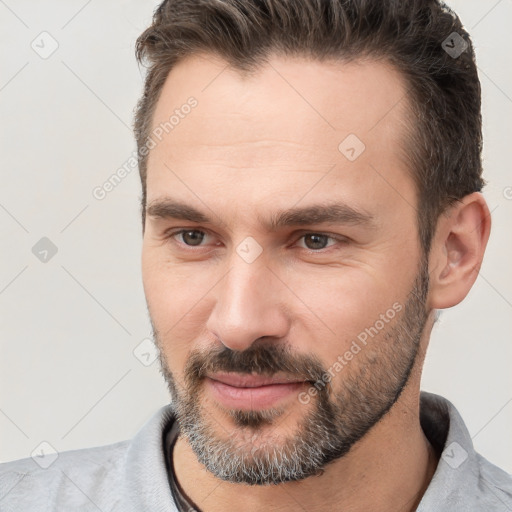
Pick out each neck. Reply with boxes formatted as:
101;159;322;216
172;383;439;512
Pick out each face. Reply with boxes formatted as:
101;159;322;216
141;54;430;484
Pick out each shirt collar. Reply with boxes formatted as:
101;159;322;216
417;391;511;511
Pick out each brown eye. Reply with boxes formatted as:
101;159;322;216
303;234;329;250
180;230;205;246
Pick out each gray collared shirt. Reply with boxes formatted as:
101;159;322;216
417;392;512;511
1;391;511;511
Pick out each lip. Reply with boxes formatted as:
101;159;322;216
205;373;308;410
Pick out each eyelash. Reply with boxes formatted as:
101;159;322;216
164;228;347;253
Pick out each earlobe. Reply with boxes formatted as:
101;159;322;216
427;193;491;310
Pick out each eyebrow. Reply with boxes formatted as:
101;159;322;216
146;198;375;230
266;203;375;230
147;199;210;224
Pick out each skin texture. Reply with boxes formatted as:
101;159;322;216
141;54;491;512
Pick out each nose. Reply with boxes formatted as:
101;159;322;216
206;257;290;352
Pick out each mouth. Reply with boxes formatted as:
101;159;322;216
205;372;310;410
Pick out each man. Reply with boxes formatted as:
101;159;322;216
1;0;511;510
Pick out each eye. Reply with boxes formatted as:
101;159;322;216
171;229;208;246
297;233;338;251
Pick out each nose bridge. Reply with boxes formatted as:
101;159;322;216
206;253;289;351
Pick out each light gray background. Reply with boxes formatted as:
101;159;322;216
1;0;511;473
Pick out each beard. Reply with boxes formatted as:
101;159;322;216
152;261;430;486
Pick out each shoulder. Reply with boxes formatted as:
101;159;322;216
0;404;178;512
0;440;130;512
476;452;512;507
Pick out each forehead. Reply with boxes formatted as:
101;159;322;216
146;53;416;224
150;53;412;146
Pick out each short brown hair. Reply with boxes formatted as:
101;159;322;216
134;0;484;253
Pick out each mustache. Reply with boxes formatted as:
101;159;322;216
184;342;327;384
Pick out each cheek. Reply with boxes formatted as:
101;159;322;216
142;251;219;354
285;268;407;356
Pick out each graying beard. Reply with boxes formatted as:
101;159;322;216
160;263;429;486
180;408;332;485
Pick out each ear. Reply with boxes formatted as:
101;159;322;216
427;192;491;309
